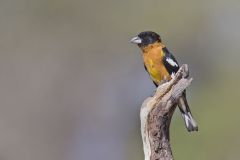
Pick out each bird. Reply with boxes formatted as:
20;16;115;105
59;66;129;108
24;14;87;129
130;31;198;132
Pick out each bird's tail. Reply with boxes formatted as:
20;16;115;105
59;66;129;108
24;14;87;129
178;92;198;132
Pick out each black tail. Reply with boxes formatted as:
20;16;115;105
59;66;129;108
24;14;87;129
178;91;198;132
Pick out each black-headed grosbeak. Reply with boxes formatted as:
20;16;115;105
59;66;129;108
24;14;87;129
131;31;198;132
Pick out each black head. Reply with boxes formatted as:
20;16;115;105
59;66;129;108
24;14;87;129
130;31;161;48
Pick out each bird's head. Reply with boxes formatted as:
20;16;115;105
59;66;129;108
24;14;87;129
130;31;161;48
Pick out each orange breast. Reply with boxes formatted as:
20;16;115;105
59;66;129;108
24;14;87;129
142;43;170;85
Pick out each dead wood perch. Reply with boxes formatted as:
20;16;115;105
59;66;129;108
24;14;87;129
140;64;193;160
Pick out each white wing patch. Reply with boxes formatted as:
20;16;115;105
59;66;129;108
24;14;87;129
171;72;176;78
166;58;178;67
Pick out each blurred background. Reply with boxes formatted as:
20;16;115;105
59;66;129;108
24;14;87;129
0;0;240;160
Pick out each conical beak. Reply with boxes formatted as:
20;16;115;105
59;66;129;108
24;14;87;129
130;36;142;44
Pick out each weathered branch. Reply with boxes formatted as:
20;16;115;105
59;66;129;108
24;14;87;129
140;64;193;160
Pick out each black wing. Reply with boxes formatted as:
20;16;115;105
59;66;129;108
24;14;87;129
162;47;179;76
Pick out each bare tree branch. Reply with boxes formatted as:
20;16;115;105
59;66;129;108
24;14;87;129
140;64;193;160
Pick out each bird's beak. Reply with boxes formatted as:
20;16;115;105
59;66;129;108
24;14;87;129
130;36;142;44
